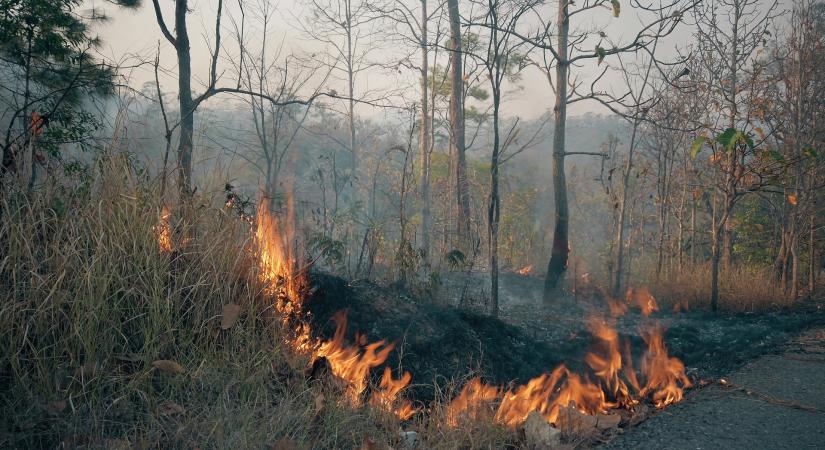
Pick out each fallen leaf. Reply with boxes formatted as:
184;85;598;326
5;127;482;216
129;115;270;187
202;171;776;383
788;194;798;206
151;360;185;374
220;303;242;330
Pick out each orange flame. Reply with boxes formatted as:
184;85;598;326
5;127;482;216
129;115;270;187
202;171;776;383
253;197;685;426
447;314;691;429
515;265;533;276
254;203;414;419
445;378;499;426
639;328;692;407
155;206;173;253
371;367;415;420
626;287;659;317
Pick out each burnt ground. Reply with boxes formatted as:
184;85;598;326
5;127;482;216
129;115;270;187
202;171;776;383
303;270;825;438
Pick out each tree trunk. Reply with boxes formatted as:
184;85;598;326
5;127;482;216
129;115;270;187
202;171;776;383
489;94;501;317
543;0;570;302
175;0;194;198
810;214;816;296
790;231;799;299
611;120;639;297
710;221;721;312
447;0;470;248
419;0;431;265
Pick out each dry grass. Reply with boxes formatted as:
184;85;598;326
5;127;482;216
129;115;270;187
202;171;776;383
648;263;794;313
0;157;528;449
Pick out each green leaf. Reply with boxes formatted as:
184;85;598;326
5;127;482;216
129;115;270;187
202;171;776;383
714;128;738;150
690;136;708;160
611;0;621;17
714;128;754;152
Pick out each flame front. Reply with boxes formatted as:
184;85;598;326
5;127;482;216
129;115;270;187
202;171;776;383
252;199;688;429
254;202;413;419
447;317;691;429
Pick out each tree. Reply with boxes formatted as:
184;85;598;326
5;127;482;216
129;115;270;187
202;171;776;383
150;0;354;200
446;0;472;249
1;0;139;188
500;0;695;300
692;0;777;310
466;0;528;316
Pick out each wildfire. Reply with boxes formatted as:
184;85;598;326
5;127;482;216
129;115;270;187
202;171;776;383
155;206;173;253
254;201;414;419
445;378;499;426
251;198;688;430
446;318;691;429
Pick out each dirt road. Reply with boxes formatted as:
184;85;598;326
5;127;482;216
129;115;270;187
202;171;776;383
603;328;825;449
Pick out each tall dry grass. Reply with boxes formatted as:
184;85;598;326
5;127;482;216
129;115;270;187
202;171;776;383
0;157;375;448
648;263;794;312
0;156;523;449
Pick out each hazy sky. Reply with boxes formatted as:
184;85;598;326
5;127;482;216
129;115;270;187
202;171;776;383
89;0;782;120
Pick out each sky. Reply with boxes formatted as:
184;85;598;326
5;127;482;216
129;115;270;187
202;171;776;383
88;0;783;121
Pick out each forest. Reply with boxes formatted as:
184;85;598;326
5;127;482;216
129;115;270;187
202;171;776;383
1;0;824;447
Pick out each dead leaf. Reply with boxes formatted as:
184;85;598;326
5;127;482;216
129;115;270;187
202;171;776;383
151;359;185;374
788;194;798;206
220;303;242;330
273;438;298;450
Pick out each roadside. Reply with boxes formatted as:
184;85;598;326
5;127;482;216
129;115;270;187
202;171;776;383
602;328;825;449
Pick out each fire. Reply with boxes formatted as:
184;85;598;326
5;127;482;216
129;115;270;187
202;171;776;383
515;265;533;276
255;201;304;306
584;318;638;406
371;367;415;420
626;287;659;317
155;206;172;253
446;316;691;429
315;311;395;402
252;197;686;429
639;327;692;407
445;378;499;426
254;202;414;419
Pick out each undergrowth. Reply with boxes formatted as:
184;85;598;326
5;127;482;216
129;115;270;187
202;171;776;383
647;263;796;313
0;157;519;449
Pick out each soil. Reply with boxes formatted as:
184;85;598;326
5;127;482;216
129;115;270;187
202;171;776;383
303;270;825;442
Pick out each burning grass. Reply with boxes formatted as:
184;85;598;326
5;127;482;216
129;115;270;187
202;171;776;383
1;157;696;448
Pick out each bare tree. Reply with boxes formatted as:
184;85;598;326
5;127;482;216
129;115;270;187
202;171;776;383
493;0;696;300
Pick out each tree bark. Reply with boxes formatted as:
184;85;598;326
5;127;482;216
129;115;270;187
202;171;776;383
543;0;570;301
175;0;194;198
447;0;471;249
489;87;501;317
611;119;639;297
419;0;431;265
